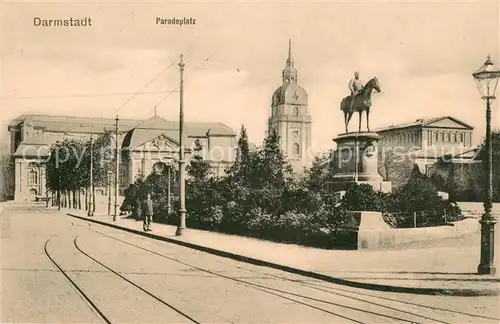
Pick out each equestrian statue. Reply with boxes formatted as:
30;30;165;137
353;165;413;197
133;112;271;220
340;71;382;133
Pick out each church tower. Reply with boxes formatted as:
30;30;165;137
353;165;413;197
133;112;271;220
268;39;312;172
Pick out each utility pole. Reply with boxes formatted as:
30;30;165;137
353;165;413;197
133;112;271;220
114;115;119;221
88;134;94;217
107;170;112;215
167;166;171;215
176;54;187;236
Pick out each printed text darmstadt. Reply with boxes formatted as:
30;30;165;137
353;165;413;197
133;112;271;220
33;17;92;27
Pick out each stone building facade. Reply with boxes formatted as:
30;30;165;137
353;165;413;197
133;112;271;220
374;116;475;174
268;40;313;172
8;114;237;202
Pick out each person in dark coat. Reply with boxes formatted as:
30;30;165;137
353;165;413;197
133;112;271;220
143;194;153;231
135;197;142;221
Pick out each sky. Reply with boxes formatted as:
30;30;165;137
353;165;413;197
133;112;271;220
0;0;499;153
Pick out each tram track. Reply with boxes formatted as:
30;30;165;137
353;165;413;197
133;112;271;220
82;221;498;323
43;234;202;324
38;208;500;323
80;225;443;324
43;236;112;324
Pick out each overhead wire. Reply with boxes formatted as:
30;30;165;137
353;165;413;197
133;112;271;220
134;34;235;126
153;50;218;109
113;59;180;115
0;90;179;101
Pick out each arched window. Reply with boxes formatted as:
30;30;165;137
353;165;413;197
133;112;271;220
28;162;39;185
293;143;300;156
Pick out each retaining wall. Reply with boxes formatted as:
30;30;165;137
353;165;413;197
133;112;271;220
346;211;480;249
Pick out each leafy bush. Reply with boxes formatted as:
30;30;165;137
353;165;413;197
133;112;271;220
119;124;466;251
341;183;389;212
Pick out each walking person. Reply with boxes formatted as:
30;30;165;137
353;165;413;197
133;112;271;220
143;194;153;232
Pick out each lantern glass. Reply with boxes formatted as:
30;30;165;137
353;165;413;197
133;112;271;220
473;56;500;99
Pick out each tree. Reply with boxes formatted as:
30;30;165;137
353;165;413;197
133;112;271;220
257;128;294;189
378;148;414;189
44;132;113;211
305;150;336;193
0;145;14;200
187;139;212;183
476;130;500;202
225;125;256;187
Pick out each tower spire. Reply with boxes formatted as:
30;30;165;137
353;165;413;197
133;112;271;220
287;38;293;66
282;38;297;84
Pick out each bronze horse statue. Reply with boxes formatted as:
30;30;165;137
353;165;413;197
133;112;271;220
340;77;381;133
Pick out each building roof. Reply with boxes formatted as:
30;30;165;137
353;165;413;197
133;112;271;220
373;116;474;133
122;115;188;149
272;83;308;106
8;114;237;136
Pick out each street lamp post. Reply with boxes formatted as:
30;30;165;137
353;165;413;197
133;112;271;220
107;170;112;215
473;55;500;275
176;54;187;236
88;134;94;217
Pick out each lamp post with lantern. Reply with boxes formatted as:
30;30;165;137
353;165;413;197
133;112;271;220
473;55;500;275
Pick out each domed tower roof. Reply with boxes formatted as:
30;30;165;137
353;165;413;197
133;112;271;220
272;39;308;107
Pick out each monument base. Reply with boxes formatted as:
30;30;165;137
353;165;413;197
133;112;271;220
329;180;392;194
331;131;392;193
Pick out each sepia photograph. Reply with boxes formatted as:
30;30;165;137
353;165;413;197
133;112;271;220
0;0;499;323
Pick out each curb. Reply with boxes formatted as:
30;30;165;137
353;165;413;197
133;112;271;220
67;212;500;297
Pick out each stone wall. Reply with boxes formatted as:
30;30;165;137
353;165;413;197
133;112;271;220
344;211;480;249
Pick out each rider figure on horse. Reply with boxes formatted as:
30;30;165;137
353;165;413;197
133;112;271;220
348;71;364;97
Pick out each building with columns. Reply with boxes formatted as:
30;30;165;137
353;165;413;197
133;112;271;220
374;116;475;174
268;39;313;172
8;114;237;202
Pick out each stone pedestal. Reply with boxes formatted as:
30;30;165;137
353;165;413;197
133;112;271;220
331;132;391;193
340;211;392;249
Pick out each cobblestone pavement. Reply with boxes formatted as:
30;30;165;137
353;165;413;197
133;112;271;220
2;206;500;323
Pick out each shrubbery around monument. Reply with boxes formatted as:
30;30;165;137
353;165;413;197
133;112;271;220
121;125;463;249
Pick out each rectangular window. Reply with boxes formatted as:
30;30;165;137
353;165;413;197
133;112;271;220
445;133;450;142
453;133;457;142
